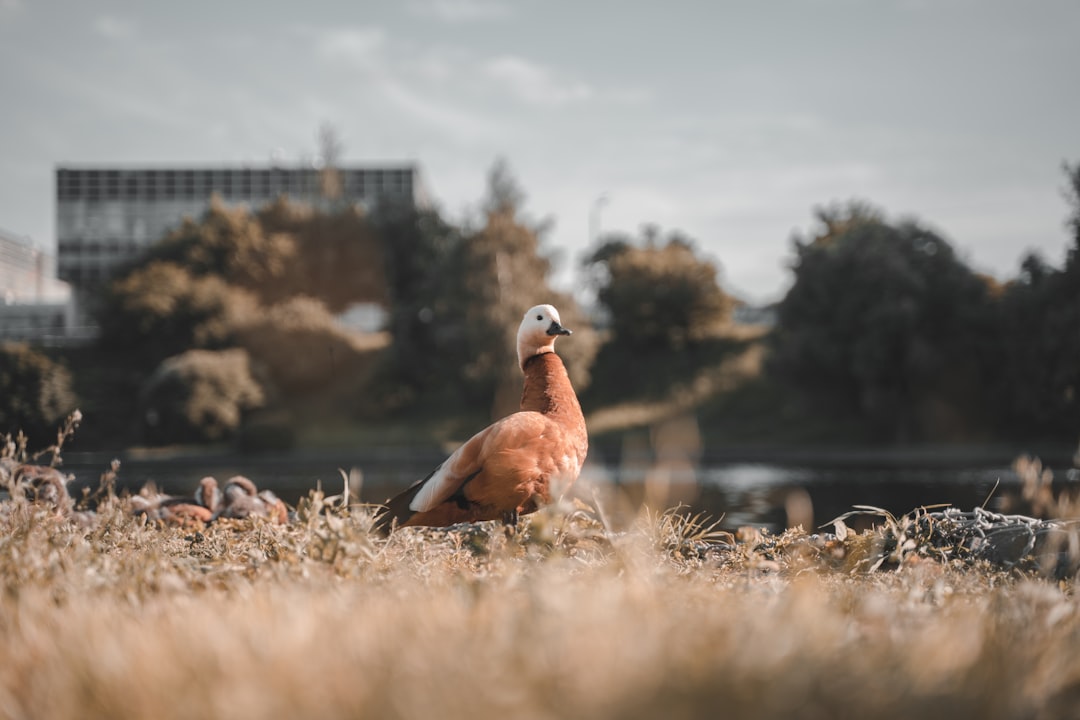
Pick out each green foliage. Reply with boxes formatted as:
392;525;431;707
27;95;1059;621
481;156;526;216
289;205;386;313
585;229;733;350
140;349;265;444
995;164;1080;439
144;197;298;304
142;196;385;312
375;160;595;417
0;342;78;443
270;203;386;313
769;203;997;442
583;335;743;410
107;198;385;368
98;262;257;368
233;296;383;396
445;161;597;415
453;206;553;406
376;204;460;400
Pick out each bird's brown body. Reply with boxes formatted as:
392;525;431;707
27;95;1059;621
132;476;220;527
376;306;587;533
213;475;289;524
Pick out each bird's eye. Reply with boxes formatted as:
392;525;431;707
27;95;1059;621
536;314;543;321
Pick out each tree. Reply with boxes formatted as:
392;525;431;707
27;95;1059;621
98;262;258;369
233;296;384;396
375;159;595;418
316;122;345;205
141;197;298;305
0;342;78;443
279;204;386;313
448;160;597;417
376;204;461;400
482;156;526;217
455;206;552;406
585;229;733;350
769;202;997;442
101;194;388;369
133;195;385;313
995;163;1080;438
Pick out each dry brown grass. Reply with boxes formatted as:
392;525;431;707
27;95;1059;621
1;482;1079;720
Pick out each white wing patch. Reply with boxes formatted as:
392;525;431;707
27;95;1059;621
410;459;452;512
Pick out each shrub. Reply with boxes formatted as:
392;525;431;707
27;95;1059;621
0;342;77;443
140;349;264;444
98;262;257;368
146;197;299;303
233;296;386;396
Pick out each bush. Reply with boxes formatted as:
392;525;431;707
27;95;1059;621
140;349;265;444
99;262;257;369
233;296;386;396
0;342;78;443
146;197;299;303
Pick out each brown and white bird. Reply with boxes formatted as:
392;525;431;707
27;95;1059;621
10;464;74;516
375;304;588;533
212;475;288;524
132;476;221;527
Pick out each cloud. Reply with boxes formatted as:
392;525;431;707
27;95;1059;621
483;55;592;106
408;0;510;23
93;15;137;40
308;26;501;145
377;76;503;144
410;53;456;82
315;27;387;70
602;86;654;106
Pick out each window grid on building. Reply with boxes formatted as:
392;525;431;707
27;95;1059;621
55;164;427;295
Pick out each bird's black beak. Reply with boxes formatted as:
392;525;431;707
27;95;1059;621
547;321;572;336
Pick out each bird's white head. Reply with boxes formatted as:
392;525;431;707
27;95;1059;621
517;304;571;370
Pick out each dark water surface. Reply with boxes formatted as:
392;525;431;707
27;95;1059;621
59;446;1080;531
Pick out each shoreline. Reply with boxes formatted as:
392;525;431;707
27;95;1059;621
58;440;1078;472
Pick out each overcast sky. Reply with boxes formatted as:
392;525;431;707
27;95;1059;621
1;0;1077;303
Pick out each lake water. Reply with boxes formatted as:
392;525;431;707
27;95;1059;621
59;447;1080;532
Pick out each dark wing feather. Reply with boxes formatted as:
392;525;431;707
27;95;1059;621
373;466;438;535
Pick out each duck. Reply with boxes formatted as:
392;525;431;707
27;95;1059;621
375;303;588;534
212;475;288;524
132;476;221;527
9;464;74;516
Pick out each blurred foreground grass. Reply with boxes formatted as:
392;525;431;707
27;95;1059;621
1;486;1079;720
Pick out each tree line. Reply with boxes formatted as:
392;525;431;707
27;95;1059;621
770;164;1080;443
1;160;1077;449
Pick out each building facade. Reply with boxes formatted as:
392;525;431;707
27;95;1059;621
56;164;429;322
0;226;74;345
1;226;48;303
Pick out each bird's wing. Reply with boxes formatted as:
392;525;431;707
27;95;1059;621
408;412;552;513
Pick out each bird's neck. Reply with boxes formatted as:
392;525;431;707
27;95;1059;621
518;337;555;371
520;352;581;420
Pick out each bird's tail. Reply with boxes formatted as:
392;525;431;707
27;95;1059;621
372;468;436;536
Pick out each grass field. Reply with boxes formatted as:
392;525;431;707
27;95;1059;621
1;472;1079;720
